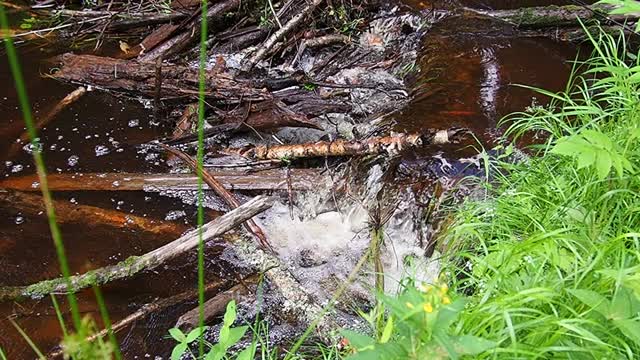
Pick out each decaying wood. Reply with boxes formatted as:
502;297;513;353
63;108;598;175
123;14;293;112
244;0;324;70
9;86;86;158
47;277;231;359
175;276;258;332
140;0;243;61
226;130;466;160
172;103;199;140
0;189;187;237
0;169;324;192
0;195;273;301
48;54;268;103
161;145;272;250
475;3;637;28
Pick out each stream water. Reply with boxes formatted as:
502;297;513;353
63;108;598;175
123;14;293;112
0;1;583;358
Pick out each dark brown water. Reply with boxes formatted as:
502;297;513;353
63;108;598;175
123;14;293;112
0;1;583;358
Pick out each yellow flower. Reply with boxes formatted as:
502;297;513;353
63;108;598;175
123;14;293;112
439;283;449;295
423;303;433;313
442;296;451;305
406;302;415;309
419;283;433;293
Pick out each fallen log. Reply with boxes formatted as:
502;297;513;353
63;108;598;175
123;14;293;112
473;3;637;29
9;86;86;158
175;276;257;332
161;145;272;250
139;0;243;61
0;189;187;237
0;169;323;192
225;129;467;160
0;195;273;301
48;53;268;103
47;277;232;359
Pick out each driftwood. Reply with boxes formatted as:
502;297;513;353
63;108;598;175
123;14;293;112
48;53;268;103
0;169;323;192
244;0;324;70
476;4;637;28
47;277;231;359
9;86;86;158
175;276;257;332
225;130;466;160
0;189;187;237
0;195;273;301
161;145;272;250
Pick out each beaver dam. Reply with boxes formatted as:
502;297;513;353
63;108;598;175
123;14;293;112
0;0;636;358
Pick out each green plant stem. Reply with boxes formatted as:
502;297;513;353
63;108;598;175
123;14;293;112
10;319;45;359
0;4;82;332
50;294;68;338
93;286;122;360
197;0;209;357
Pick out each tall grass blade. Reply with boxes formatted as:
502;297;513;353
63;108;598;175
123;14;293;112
0;3;82;331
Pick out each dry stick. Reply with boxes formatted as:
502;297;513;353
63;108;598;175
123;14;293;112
175;275;259;332
0;195;274;301
9;86;86;158
225;130;463;160
161;144;273;251
0;189;187;237
0;169;322;192
243;0;324;71
47;277;231;359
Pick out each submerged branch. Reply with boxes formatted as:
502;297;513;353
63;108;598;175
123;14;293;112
0;196;273;301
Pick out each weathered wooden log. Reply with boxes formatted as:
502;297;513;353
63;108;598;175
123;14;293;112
0;189;187;236
9;86;86;158
0;169;323;192
161;145;272;250
225;129;466;160
47;277;231;359
175;277;257;332
0;195;273;301
139;0;243;61
474;4;637;28
48;53;269;103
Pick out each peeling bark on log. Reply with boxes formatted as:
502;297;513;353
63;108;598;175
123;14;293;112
0;195;273;301
475;4;637;28
0;189;187;237
0;169;323;192
48;53;269;103
175;277;257;332
226;130;466;160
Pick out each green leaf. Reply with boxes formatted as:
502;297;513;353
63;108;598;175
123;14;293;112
186;326;208;343
221;326;248;348
609;287;638;320
576;149;596;169
567;289;610;317
613;319;640;346
205;343;225;360
380;316;394;344
235;343;257;360
168;328;186;343
223;301;237;328
595;151;612;179
170;343;188;360
450;335;497;355
341;330;375;351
